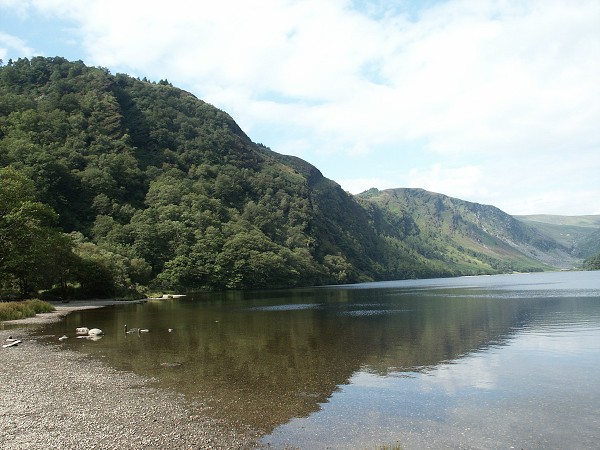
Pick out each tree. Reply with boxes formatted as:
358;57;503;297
583;253;600;271
0;167;71;296
215;226;292;289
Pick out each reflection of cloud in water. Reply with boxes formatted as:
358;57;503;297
423;352;501;393
350;370;417;389
511;325;600;357
349;303;386;307
341;309;412;317
424;288;600;299
247;303;321;311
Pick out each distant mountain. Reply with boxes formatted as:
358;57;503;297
515;215;600;227
0;57;587;297
515;215;600;258
359;188;580;271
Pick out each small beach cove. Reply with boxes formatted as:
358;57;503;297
0;299;260;449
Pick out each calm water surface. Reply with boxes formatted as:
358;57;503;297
39;271;600;449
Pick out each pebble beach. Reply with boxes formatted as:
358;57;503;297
0;302;260;449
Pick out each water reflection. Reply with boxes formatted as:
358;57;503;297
39;271;600;447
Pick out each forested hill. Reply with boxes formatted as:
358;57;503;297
0;56;397;295
0;57;582;298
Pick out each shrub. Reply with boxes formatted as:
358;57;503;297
0;299;55;321
25;299;56;314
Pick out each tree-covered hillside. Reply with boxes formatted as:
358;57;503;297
0;57;578;298
0;57;397;296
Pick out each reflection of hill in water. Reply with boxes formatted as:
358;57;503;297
41;287;538;433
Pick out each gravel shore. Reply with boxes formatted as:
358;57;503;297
0;302;260;449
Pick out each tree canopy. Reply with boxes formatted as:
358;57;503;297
0;57;386;295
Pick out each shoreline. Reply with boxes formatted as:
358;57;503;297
0;300;260;449
1;298;131;326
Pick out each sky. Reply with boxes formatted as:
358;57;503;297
1;0;599;216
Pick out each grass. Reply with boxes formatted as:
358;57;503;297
0;299;55;321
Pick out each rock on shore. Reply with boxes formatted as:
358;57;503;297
0;306;259;449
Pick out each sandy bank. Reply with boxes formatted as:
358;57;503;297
1;299;137;326
0;300;259;449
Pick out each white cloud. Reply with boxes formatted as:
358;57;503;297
0;0;30;17
0;32;34;60
502;188;600;216
15;0;600;156
408;163;485;199
337;177;397;195
3;0;599;214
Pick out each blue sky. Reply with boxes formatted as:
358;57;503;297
1;0;599;215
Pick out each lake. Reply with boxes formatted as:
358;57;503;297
39;271;600;449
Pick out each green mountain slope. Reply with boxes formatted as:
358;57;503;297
359;188;579;272
0;57;584;296
516;215;600;258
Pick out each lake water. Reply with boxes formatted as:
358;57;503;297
39;271;600;449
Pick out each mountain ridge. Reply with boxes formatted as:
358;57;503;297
515;215;600;227
358;187;579;272
0;57;595;297
515;214;600;258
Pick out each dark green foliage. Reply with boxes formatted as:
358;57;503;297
0;57;382;290
583;253;600;270
0;167;70;296
0;57;577;293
